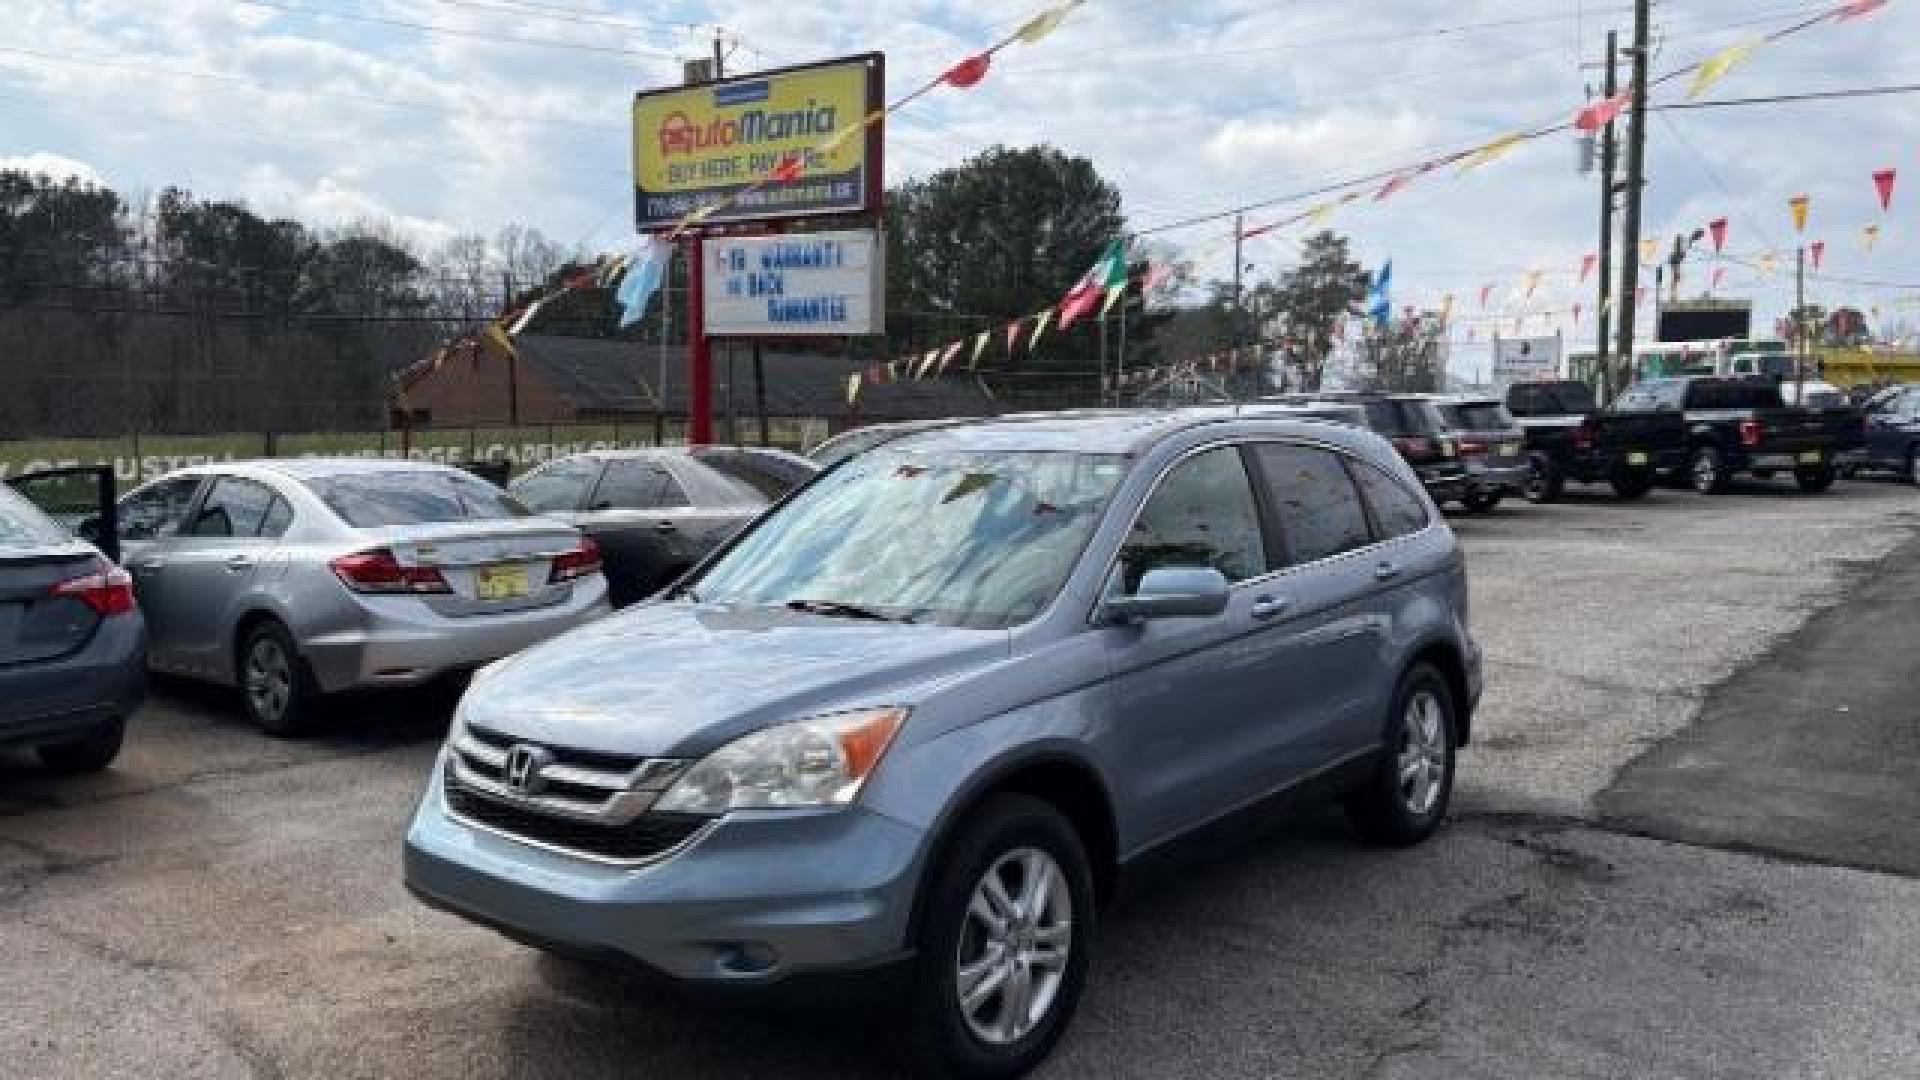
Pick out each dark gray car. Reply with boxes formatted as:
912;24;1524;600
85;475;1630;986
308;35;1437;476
1;471;146;773
510;447;818;607
406;410;1481;1078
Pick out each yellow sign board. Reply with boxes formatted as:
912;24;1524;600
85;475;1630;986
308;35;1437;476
632;54;883;231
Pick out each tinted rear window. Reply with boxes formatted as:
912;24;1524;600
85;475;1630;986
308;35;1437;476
690;448;813;501
0;486;69;548
1507;382;1596;415
305;471;532;528
1687;381;1784;410
1442;402;1516;431
1362;400;1440;436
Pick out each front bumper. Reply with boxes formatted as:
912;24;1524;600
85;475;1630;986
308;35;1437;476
1462;458;1531;495
304;578;610;693
402;762;925;984
0;616;147;749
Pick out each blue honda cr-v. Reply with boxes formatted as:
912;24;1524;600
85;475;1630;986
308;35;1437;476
405;408;1481;1078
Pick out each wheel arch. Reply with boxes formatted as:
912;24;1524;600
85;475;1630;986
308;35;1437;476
230;606;294;687
905;748;1121;945
1404;638;1473;747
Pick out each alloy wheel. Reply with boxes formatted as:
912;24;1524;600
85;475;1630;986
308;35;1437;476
955;846;1073;1047
246;637;292;724
1397;690;1448;816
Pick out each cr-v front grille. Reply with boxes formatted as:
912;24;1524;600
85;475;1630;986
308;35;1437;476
444;722;702;864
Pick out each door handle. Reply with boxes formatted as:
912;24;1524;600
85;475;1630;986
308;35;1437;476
1250;596;1291;621
653;521;679;534
1374;561;1402;581
224;554;256;572
132;559;164;573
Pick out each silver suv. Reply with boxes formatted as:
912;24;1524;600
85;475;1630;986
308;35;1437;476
404;410;1481;1078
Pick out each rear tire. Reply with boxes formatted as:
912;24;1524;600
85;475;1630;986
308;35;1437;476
239;620;317;737
36;718;125;774
906;794;1094;1080
1610;468;1655;500
1795;464;1837;493
1523;455;1563;504
1690;445;1730;494
1461;491;1502;513
1908;447;1920;487
1345;665;1456;848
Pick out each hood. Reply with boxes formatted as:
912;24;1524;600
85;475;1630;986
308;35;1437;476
459;601;1010;757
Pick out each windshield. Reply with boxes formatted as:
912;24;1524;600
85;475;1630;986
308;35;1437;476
0;484;70;549
306;470;532;528
1441;402;1515;431
689;449;1128;629
1507;381;1596;415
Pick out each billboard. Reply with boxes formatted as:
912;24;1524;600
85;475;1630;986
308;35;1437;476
633;54;884;231
1491;334;1561;384
702;229;884;337
1657;299;1751;343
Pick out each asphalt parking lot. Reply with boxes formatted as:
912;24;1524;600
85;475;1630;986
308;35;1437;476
4;477;1919;1079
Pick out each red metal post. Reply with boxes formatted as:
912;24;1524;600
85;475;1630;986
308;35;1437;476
686;233;713;445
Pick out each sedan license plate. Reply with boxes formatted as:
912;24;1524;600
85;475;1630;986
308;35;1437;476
1797;450;1823;465
475;563;529;601
1498;443;1520;457
1627;451;1649;466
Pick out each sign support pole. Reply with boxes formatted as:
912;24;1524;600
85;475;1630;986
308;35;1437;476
687;233;713;445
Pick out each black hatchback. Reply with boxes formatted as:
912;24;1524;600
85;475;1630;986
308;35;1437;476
1;468;146;773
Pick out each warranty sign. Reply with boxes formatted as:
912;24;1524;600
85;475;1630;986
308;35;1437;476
632;54;884;231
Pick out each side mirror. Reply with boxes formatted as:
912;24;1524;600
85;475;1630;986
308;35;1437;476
1105;565;1232;623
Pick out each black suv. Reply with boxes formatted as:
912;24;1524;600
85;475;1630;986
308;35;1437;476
1264;394;1469;505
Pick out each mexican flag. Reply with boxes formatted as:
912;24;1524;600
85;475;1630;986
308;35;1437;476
1058;239;1127;330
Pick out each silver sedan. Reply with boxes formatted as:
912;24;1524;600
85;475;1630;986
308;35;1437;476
116;459;609;734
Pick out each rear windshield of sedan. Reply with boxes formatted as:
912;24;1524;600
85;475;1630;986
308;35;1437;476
1440;402;1517;431
305;471;531;528
0;485;70;548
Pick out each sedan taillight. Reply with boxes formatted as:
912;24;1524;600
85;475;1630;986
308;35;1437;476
51;564;136;617
330;549;451;594
549;536;602;583
1738;420;1765;448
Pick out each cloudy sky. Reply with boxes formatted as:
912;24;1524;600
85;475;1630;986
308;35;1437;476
5;0;1917;373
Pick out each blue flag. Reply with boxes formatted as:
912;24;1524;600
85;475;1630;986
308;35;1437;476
616;237;673;328
1368;260;1392;330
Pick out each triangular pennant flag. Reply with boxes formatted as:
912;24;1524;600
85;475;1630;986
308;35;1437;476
1789;195;1810;233
1640;237;1659;263
1810;241;1826;270
1580;253;1596;283
1523;269;1543;300
1574;90;1632;133
936;340;963;375
1017;2;1080;43
1439;293;1455;324
942;52;992;89
1456;132;1525;174
1479;284;1493;309
1837;0;1889;22
845;372;862;405
1709;217;1728;253
822;109;883;153
1690;40;1760;99
1374;171;1413;201
1873;168;1897;212
1005;320;1024;355
969;331;990;369
1572;302;1583;324
1712;266;1726;290
1760;250;1780;276
1029;307;1054;350
1863;224;1881;252
1059;239;1127;329
1304;201;1338;226
482;321;518;358
1101;285;1126;319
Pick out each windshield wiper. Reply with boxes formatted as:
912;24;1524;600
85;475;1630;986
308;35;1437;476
784;599;906;623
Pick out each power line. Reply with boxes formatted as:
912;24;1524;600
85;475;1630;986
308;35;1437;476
234;0;682;62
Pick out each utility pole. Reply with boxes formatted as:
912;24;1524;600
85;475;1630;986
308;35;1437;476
1232;212;1246;398
1613;0;1651;387
683;32;725;446
1594;29;1618;399
1794;246;1807;388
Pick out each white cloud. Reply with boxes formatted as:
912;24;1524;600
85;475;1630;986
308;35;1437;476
0;152;104;186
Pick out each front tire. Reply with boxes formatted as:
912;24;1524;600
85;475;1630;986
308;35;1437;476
36;717;126;774
907;795;1094;1080
1610;468;1655;500
240;620;317;736
1346;665;1456;848
1795;463;1836;493
1690;445;1730;494
1523;455;1563;504
1461;490;1503;513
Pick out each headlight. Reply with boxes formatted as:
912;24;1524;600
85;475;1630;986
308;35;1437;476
653;707;908;815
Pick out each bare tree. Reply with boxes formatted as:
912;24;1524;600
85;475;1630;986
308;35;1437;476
1355;314;1445;393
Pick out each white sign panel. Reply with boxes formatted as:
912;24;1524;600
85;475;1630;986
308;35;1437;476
703;229;883;336
1491;334;1561;383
